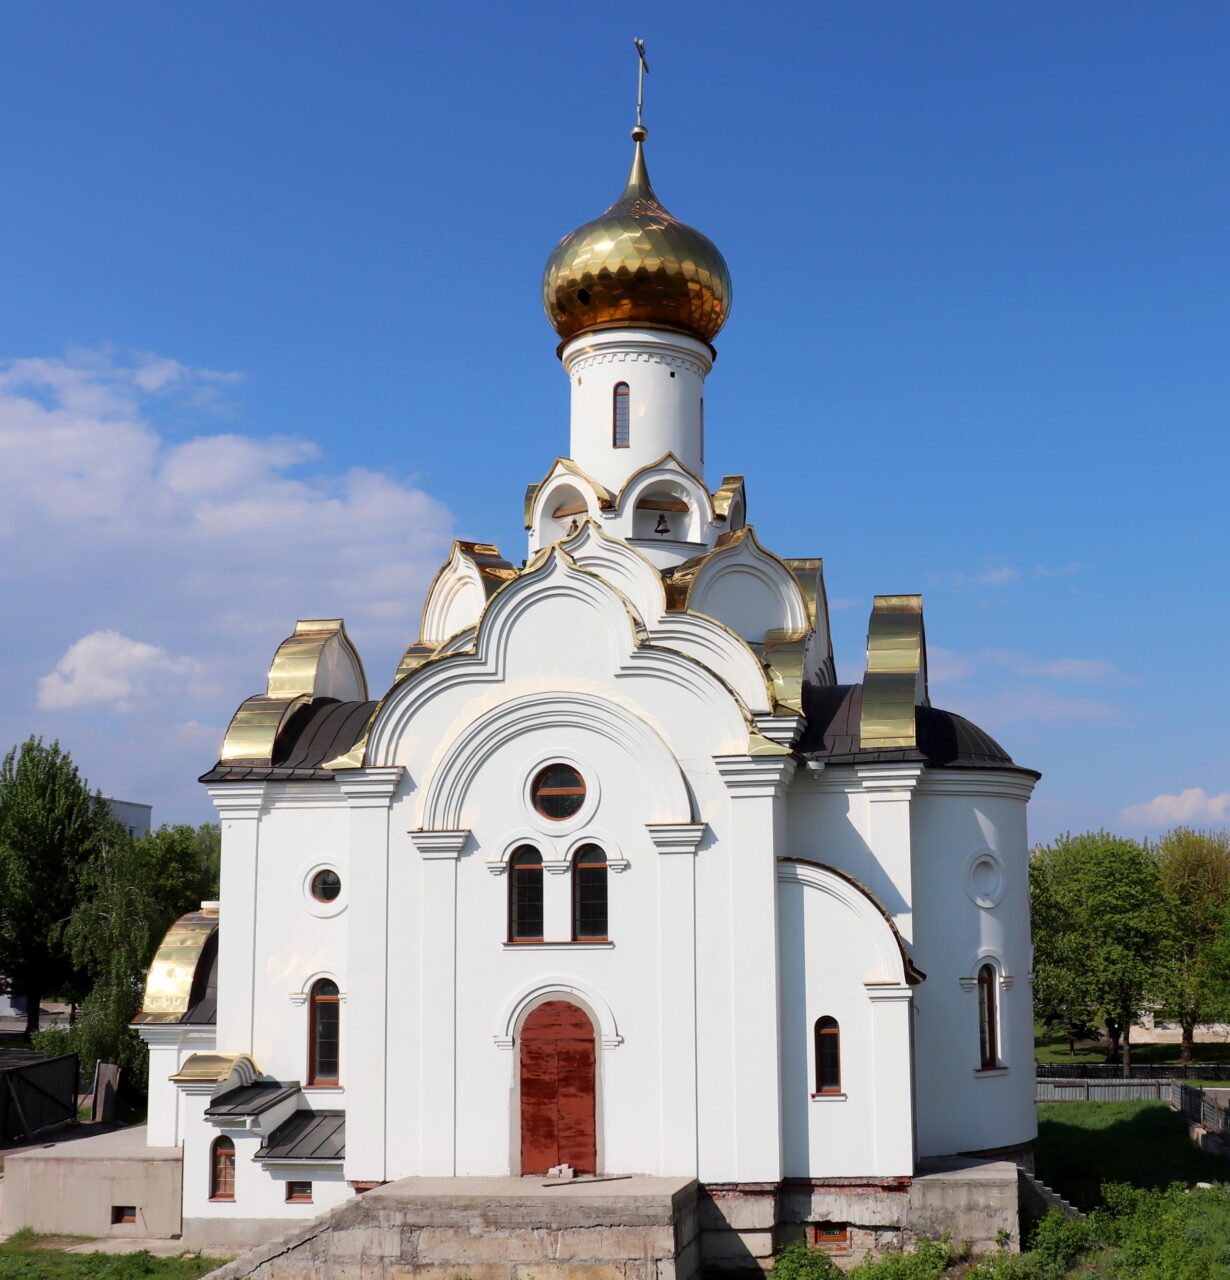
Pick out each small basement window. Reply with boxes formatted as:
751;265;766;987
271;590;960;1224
809;1223;849;1252
111;1206;136;1225
286;1181;313;1203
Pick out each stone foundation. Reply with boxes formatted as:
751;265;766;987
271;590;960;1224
203;1176;699;1280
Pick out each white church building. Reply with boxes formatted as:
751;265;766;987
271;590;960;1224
134;106;1039;1253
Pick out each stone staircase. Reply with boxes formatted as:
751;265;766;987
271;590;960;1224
1017;1168;1083;1222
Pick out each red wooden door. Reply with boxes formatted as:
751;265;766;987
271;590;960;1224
519;1000;596;1175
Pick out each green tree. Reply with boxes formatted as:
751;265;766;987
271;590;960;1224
0;738;115;1038
1030;831;1170;1074
1152;826;1230;1062
52;824;217;1090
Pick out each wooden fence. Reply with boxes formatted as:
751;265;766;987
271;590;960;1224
0;1052;78;1142
1036;1076;1230;1140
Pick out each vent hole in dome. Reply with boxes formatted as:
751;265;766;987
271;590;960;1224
577;288;591;305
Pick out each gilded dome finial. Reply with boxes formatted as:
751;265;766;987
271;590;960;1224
540;40;732;346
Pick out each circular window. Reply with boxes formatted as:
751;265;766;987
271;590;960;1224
310;869;342;903
531;764;586;821
965;851;1005;909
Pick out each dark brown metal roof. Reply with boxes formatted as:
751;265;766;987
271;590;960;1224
199;698;377;784
799;682;1036;774
205;1081;301;1118
256;1110;346;1162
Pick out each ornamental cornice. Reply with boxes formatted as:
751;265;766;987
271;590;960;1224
854;763;926;798
645;822;708;855
206;783;268;821
566;348;709;379
335;766;405;808
915;769;1039;802
714;754;797;796
409;829;469;860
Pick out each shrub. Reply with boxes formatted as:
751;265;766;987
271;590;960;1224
1027;1210;1095;1278
849;1235;958;1280
769;1239;840;1280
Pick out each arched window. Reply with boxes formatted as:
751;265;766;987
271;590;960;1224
572;845;608;940
210;1135;235;1201
814;1017;841;1094
308;979;340;1086
509;847;544;941
613;382;630;448
977;964;999;1070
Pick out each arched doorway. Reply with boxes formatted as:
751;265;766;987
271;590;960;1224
519;1000;597;1175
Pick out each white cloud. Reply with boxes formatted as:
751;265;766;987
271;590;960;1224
0;346;456;821
1121;788;1230;827
948;565;1021;588
38;630;202;713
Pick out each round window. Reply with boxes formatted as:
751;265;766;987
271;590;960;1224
310;869;342;903
531;764;586;821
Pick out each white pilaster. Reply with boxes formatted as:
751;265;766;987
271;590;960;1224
855;765;924;943
207;783;266;1056
714;754;796;1182
866;983;916;1174
410;829;469;1175
337;767;404;1184
647;822;707;1175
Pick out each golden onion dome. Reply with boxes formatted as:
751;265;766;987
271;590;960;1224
543;127;732;346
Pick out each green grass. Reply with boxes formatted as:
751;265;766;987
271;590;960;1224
0;1238;224;1278
1035;1099;1230;1211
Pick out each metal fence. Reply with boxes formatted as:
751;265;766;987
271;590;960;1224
1036;1077;1175;1102
1036;1075;1230;1139
1038;1062;1230;1082
0;1052;78;1142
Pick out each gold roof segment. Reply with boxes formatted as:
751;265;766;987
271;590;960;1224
136;908;218;1020
711;475;746;526
542;117;732;346
859;595;929;749
169;1053;258;1084
219;619;368;764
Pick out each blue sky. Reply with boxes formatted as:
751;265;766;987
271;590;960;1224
1;2;1226;840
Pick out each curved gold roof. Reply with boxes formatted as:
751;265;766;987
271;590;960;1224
135;908;218;1021
860;595;929;749
542;130;732;346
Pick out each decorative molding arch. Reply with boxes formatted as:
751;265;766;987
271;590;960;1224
494;977;622;1050
614;452;716;524
289;970;348;1006
959;948;1014;991
527;458;615;537
417;689;693;831
777;858;923;987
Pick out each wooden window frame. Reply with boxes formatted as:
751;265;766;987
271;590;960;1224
977;963;999;1070
285;1180;313;1204
310;869;342;903
810;1222;849;1252
308;979;340;1087
209;1135;235;1202
508;847;545;943
571;844;609;942
813;1016;841;1095
531;764;586;822
613;382;630;448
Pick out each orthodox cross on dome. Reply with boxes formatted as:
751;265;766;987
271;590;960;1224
633;37;649;139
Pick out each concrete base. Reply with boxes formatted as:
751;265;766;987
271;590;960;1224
1;1124;182;1240
203;1176;699;1280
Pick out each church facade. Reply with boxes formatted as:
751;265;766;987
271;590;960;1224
136;113;1039;1250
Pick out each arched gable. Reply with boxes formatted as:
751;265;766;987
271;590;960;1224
777;857;924;987
419;542;518;647
364;548;752;769
494;977;622;1050
675;527;811;646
